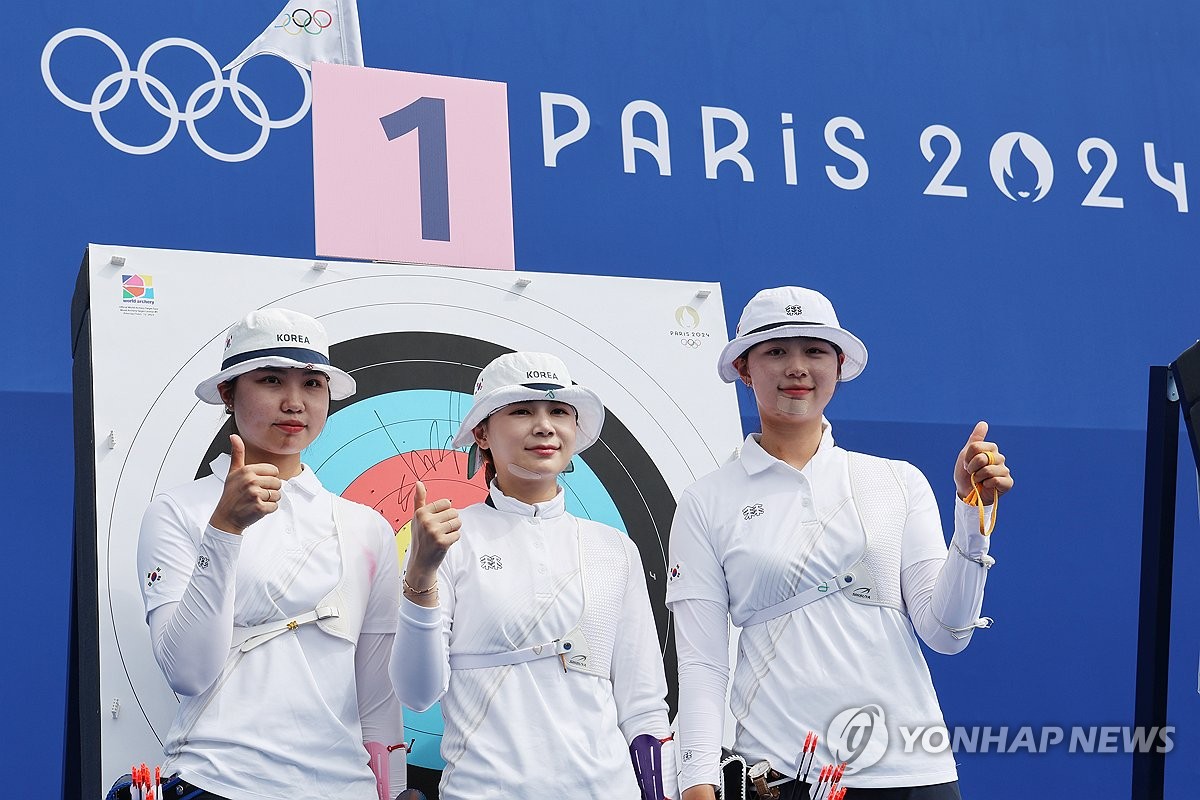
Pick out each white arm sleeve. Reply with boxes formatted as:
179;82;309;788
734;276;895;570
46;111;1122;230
902;498;995;655
671;597;730;793
358;631;407;797
144;525;242;696
358;513;406;799
390;554;453;712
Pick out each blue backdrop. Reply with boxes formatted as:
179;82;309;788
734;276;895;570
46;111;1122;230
8;2;1199;797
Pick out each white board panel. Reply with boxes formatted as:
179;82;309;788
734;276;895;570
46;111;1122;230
85;244;741;784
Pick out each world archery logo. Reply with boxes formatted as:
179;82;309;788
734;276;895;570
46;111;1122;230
479;554;503;570
41;1;363;162
122;274;154;301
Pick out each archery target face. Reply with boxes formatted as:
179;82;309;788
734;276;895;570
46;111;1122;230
87;245;741;787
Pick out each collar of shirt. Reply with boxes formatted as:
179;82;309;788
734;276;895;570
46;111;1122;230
486;479;566;519
739;418;836;477
207;453;321;499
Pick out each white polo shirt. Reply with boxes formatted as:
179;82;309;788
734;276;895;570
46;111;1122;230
667;426;991;789
138;455;400;800
394;484;676;800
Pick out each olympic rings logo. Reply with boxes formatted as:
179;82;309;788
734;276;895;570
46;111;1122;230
41;28;312;163
276;9;335;36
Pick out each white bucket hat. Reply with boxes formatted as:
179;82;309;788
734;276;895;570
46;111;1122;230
717;286;868;383
451;352;605;454
194;308;356;404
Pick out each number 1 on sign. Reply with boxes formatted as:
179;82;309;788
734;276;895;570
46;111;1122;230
380;97;451;241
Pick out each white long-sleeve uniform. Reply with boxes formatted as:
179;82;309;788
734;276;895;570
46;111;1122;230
667;427;994;790
392;483;678;799
137;454;404;800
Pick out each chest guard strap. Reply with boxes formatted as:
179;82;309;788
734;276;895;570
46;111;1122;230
448;521;628;678
740;451;908;628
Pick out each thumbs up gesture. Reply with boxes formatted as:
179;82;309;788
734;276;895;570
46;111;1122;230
403;481;461;600
954;421;1013;504
208;434;284;534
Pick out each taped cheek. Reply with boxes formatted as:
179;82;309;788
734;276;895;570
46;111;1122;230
776;396;812;415
507;463;546;480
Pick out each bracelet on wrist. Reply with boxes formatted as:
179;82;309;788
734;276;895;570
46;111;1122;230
403;575;438;595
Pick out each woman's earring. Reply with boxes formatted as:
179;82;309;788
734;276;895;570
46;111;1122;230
225;404;233;414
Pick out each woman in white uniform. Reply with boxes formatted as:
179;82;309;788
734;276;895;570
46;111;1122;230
391;352;679;800
667;287;1013;800
137;309;406;800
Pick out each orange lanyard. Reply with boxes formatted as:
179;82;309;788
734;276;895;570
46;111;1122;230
962;451;998;536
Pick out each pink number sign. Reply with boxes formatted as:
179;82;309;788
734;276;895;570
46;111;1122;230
313;62;515;270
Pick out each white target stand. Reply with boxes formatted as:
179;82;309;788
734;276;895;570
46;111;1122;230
68;244;741;799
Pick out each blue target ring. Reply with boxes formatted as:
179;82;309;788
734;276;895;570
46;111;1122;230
307;389;627;532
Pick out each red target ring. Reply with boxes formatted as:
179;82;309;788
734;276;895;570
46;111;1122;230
343;449;488;557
